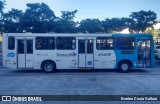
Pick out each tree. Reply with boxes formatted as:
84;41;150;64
3;9;24;32
78;19;103;33
0;0;5;33
0;0;5;14
21;2;56;33
129;10;157;33
102;18;129;33
54;10;78;33
145;28;155;36
61;10;77;21
145;28;160;37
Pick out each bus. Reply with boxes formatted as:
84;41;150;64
2;33;155;73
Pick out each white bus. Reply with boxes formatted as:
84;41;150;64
2;33;155;73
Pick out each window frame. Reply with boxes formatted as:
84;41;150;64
87;40;93;54
78;40;85;54
27;40;33;54
116;37;135;50
35;37;55;50
96;37;115;50
8;36;15;50
56;37;76;50
17;40;25;54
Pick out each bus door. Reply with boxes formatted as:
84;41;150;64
137;39;151;68
78;39;94;68
17;39;33;68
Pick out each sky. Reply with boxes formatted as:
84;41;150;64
3;0;160;21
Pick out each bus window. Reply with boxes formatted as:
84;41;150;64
56;37;76;50
35;37;55;50
87;40;93;53
27;40;33;54
18;40;24;54
78;40;85;53
8;37;15;50
117;37;135;50
96;37;114;50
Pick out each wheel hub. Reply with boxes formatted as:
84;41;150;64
121;64;128;70
45;64;53;71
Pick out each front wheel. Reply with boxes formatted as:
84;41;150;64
118;61;131;73
42;61;56;73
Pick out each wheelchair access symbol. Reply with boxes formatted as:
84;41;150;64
88;61;92;65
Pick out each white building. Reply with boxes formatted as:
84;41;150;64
153;20;160;29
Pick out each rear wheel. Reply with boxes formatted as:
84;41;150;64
118;61;131;73
42;61;56;73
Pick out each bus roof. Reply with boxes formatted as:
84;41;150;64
3;33;152;37
4;33;112;37
112;33;152;37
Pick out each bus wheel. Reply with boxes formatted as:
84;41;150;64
42;61;56;73
118;61;131;73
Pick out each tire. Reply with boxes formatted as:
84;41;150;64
42;61;56;73
118;61;131;73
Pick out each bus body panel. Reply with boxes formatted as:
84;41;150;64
34;47;78;69
114;49;137;69
94;50;116;69
5;35;17;69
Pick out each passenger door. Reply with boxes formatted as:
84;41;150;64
137;39;151;68
26;40;33;68
17;38;33;68
78;39;94;68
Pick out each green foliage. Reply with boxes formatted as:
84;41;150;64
145;28;155;36
0;0;5;14
129;10;157;33
3;9;23;32
145;28;160;37
0;0;5;32
78;19;103;33
102;18;131;33
54;10;78;33
20;2;56;33
61;10;77;21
